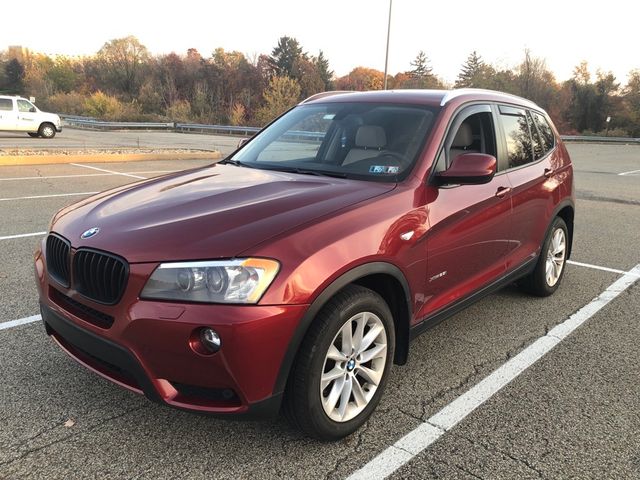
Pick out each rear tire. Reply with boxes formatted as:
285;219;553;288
284;284;395;440
38;123;56;139
520;217;568;296
27;132;39;138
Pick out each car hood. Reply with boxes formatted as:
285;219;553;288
51;164;395;263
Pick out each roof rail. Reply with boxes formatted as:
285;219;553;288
439;88;539;109
300;91;351;104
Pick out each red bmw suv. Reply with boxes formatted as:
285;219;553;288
35;89;574;440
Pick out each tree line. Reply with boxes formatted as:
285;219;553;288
1;36;638;136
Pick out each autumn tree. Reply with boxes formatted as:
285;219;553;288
515;49;557;109
622;70;640;136
293;57;324;98
97;36;149;97
254;76;301;125
336;67;384;91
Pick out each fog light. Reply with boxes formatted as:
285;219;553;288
200;328;221;353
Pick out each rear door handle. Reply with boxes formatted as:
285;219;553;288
495;187;512;198
544;168;555;178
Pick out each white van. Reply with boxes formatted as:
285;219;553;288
0;96;62;138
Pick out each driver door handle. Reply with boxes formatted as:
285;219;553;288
495;187;512;198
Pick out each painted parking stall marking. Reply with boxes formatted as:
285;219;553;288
70;163;148;179
0;231;47;241
618;168;640;176
0;170;176;182
347;263;640;480
0;315;42;331
0;192;99;202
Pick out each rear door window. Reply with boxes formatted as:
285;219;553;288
499;105;533;169
0;98;13;111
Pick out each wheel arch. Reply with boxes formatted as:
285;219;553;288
553;201;575;259
273;262;413;396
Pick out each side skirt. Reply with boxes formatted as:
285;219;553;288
409;257;537;341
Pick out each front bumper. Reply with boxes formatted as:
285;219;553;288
55;125;62;133
35;247;307;417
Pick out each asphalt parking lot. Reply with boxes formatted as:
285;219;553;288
0;129;239;153
0;141;638;479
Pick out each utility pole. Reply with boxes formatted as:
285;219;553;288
383;0;393;90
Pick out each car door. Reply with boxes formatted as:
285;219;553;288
16;99;39;131
0;98;18;131
499;106;558;271
419;104;513;318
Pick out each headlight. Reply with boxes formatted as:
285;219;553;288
140;258;280;304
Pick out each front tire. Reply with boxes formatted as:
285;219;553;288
520;217;568;296
284;285;395;440
38;123;56;139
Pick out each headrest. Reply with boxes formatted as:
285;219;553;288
452;123;473;148
355;125;387;149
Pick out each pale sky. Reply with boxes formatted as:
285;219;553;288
2;0;638;84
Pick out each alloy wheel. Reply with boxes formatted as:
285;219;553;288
545;228;566;287
320;311;387;422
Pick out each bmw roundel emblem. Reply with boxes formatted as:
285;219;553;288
80;227;100;239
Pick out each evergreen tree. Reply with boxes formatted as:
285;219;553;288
314;50;334;90
4;58;25;93
455;51;485;88
269;36;304;78
410;51;433;78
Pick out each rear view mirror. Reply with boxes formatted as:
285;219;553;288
435;153;496;185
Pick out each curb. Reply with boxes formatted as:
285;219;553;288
0;151;222;166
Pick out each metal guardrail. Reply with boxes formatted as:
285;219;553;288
60;116;640;144
63;117;174;130
174;123;260;136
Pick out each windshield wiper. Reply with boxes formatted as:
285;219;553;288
263;165;348;178
219;158;248;167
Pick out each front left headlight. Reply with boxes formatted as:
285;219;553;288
140;258;280;304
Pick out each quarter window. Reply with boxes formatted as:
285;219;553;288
527;112;545;160
499;106;533;168
531;111;555;153
0;98;12;111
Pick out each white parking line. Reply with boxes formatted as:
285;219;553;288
0;170;176;181
0;314;41;331
70;163;147;180
0;192;98;202
347;263;640;480
618;168;640;176
567;259;640;277
0;231;46;241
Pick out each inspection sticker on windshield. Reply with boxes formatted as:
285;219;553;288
369;165;399;174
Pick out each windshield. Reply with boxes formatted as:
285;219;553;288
230;102;439;182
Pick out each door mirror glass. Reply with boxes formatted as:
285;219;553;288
435;153;496;185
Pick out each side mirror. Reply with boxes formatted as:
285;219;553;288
435;153;496;185
237;138;249;148
29;107;36;113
